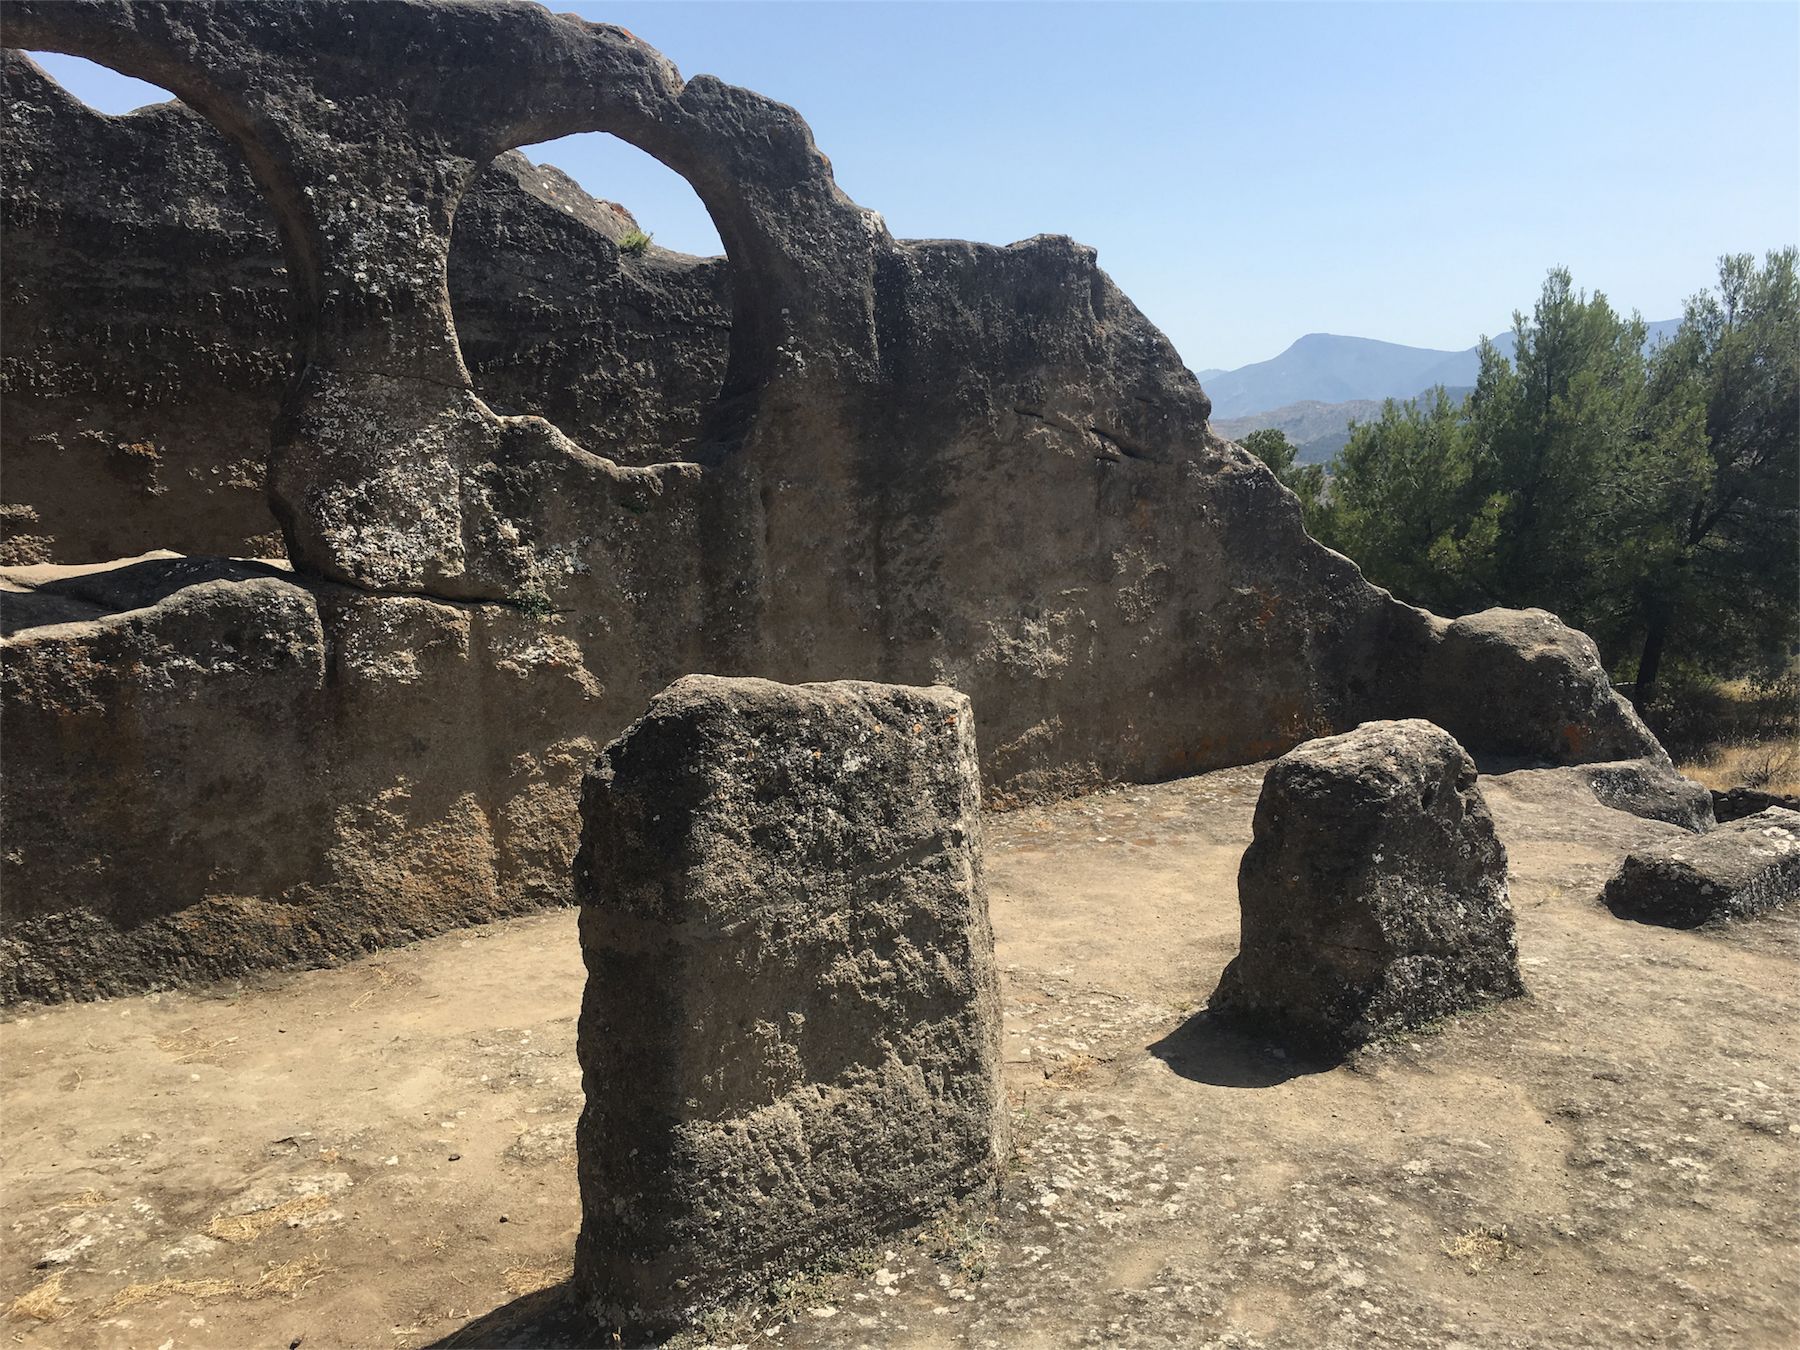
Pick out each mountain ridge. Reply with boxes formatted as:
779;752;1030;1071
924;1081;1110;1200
1200;321;1679;421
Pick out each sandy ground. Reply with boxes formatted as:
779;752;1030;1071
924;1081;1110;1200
4;762;1797;1349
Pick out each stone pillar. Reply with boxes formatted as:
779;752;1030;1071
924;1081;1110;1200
573;675;1003;1336
1210;719;1524;1055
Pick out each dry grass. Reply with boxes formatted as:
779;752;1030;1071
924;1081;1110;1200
100;1255;329;1314
204;1192;333;1243
155;1027;242;1063
1654;672;1797;785
1442;1225;1517;1273
1678;736;1800;796
103;1276;238;1313
501;1261;572;1297
348;963;402;1010
256;1256;332;1297
1046;1052;1106;1085
914;1195;995;1284
7;1272;70;1323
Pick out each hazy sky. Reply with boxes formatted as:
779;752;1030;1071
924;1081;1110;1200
29;2;1800;371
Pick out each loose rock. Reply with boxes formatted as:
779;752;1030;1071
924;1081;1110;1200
1571;758;1715;831
1602;808;1800;928
1409;609;1665;767
1711;786;1800;824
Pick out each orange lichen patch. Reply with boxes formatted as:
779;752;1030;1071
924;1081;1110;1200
1561;722;1590;757
1253;589;1282;631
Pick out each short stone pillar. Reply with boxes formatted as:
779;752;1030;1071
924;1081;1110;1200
573;675;1003;1335
1210;719;1524;1055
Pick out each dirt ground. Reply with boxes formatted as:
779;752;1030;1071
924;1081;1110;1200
4;762;1797;1349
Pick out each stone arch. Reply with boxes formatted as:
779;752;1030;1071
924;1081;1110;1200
0;17;335;376
0;48;296;563
7;2;886;409
465;47;892;438
447;137;732;467
2;2;893;595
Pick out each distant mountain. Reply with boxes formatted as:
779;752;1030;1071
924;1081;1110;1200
1200;334;1465;420
1213;391;1471;465
1200;321;1680;422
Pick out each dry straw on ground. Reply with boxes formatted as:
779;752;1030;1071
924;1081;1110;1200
101;1255;330;1315
205;1192;333;1242
502;1262;572;1297
1441;1225;1517;1273
7;1272;70;1323
1047;1052;1106;1085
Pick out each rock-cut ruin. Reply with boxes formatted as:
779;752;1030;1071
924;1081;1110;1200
0;0;1687;1004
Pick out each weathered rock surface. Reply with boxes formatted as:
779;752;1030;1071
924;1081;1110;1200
1406;608;1669;767
572;676;1002;1335
0;54;291;564
1210;720;1525;1054
450;155;730;468
1602;808;1800;928
0;2;1672;1001
0;50;730;565
0;553;634;1004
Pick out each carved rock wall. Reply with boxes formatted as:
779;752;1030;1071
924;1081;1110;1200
0;51;731;565
0;1;1674;1001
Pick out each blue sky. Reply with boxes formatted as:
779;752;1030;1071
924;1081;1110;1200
28;2;1799;371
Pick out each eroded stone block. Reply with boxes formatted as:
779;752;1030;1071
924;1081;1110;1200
1210;719;1524;1055
573;675;1003;1334
1602;808;1800;928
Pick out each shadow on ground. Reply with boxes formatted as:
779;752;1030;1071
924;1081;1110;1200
429;1282;615;1348
1146;1009;1335;1087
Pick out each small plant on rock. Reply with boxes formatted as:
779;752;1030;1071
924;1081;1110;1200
618;228;652;255
514;588;556;620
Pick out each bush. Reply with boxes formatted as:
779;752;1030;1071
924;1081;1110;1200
1656;667;1799;794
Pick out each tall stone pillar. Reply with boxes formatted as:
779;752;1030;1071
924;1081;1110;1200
573;675;1003;1336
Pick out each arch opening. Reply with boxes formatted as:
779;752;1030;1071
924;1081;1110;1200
3;49;295;564
449;133;734;467
24;51;174;114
